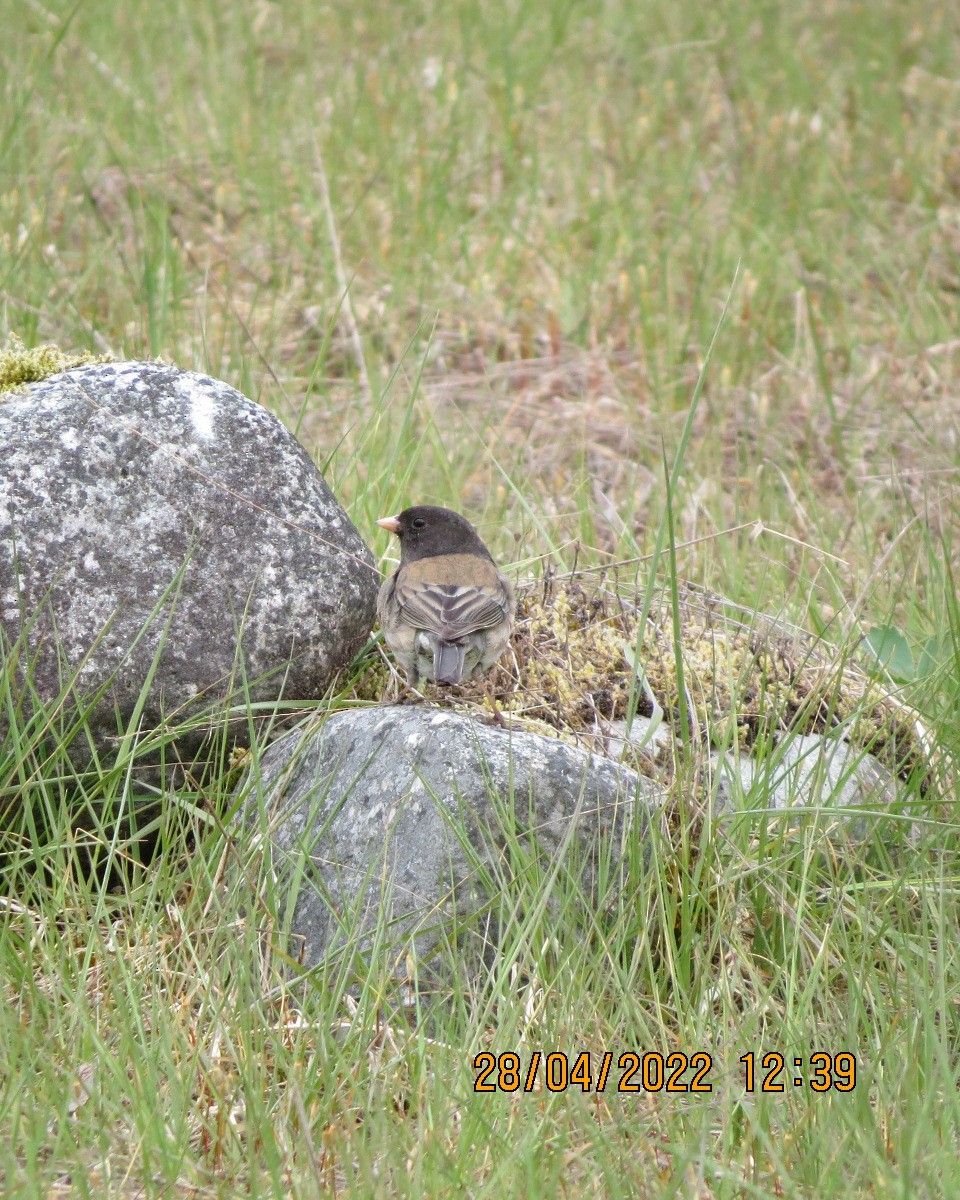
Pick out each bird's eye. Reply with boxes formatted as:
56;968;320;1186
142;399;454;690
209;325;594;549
412;517;426;528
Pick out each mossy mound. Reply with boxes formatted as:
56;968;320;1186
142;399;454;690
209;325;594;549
367;575;938;793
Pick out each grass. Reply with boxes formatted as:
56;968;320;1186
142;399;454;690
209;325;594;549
2;0;960;1194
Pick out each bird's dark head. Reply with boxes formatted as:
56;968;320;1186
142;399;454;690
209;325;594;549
376;505;492;562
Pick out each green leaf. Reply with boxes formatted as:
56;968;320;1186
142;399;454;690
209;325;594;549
863;625;915;681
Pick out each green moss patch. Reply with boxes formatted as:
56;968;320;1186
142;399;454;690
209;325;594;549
0;333;113;396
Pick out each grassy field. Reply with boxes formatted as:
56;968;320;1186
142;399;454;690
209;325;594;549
2;0;960;1195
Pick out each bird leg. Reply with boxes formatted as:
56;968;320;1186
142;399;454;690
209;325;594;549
482;677;507;727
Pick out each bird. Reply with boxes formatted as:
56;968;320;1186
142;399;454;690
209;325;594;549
376;505;516;686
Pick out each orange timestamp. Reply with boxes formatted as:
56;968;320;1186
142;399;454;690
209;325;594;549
739;1051;856;1092
472;1050;858;1094
473;1050;714;1094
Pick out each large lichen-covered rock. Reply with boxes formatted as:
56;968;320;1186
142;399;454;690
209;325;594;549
238;707;666;969
0;360;378;757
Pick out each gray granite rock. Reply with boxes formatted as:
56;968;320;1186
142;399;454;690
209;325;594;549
239;707;666;969
0;361;378;758
711;733;901;839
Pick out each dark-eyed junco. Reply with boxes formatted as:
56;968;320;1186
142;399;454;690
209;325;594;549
376;505;516;685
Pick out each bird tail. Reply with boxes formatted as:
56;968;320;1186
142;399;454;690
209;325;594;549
434;641;466;685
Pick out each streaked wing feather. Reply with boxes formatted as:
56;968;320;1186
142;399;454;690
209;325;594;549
396;579;509;640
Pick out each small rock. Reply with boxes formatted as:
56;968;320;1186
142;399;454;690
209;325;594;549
711;733;901;840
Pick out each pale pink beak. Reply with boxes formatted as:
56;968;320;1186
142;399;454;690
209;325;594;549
376;514;401;535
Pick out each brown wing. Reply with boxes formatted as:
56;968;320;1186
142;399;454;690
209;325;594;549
395;577;510;641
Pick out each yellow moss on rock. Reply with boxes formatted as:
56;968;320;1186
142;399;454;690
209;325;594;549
0;333;113;396
502;582;636;726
